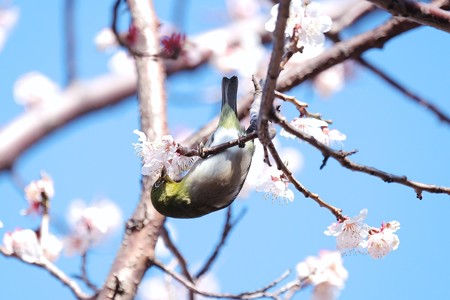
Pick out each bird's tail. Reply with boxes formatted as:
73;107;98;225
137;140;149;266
222;76;238;115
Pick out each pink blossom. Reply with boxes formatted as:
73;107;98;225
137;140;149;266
324;209;369;252
64;199;122;255
280;117;346;146
256;172;294;203
366;221;400;259
22;173;54;215
2;229;42;263
296;250;348;300
14;72;61;108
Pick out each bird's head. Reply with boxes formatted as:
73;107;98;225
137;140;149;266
151;167;192;218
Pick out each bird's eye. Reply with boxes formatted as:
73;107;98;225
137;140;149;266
154;177;163;188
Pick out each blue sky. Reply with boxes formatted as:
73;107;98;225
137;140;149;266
1;0;450;299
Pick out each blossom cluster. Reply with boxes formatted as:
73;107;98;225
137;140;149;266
265;0;332;52
1;174;122;263
296;250;348;300
324;209;400;259
280;117;346;146
133;129;197;181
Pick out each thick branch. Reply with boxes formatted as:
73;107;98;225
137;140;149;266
277;17;420;92
0;74;137;171
367;0;450;34
97;0;167;299
257;0;290;146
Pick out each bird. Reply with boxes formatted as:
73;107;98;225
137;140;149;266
151;76;255;218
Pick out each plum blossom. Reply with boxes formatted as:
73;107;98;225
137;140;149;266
296;251;348;300
313;63;346;97
64;199;122;255
41;233;63;262
226;0;261;20
366;221;400;259
325;210;401;259
280;117;346;146
256;172;295;203
265;0;332;51
14;72;61;108
22;173;55;215
2;229;42;263
324;209;369;252
2;229;62;263
94;27;118;51
133;130;177;177
133;129;197;180
211;31;266;78
108;50;136;76
0;7;19;53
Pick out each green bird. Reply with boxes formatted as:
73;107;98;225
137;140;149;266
151;76;255;218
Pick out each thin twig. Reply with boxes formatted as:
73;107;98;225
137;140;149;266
274;91;332;124
0;250;93;300
273;111;450;199
160;225;194;283
329;2;376;36
178;131;257;158
111;0;129;50
195;207;246;280
356;56;450;125
153;258;292;299
266;140;345;222
75;252;99;292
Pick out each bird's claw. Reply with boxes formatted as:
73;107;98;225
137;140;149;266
198;142;208;158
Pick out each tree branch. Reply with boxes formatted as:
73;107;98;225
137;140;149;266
0;250;93;300
356;56;450;125
272;111;450;199
367;0;450;34
160;226;193;283
153;258;292;299
194;207;246;280
97;0;167;299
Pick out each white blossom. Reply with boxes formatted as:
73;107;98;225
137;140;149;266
313;63;346;97
366;221;400;259
14;72;61;108
22;172;55;215
133;129;195;180
0;7;19;53
256;173;294;203
297;2;332;49
94;27;118;51
265;1;332;51
324;209;369;252
108;50;136;76
212;31;266;78
296;250;348;300
64;199;122;255
280;117;346;146
2;229;42;263
41;233;63;262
